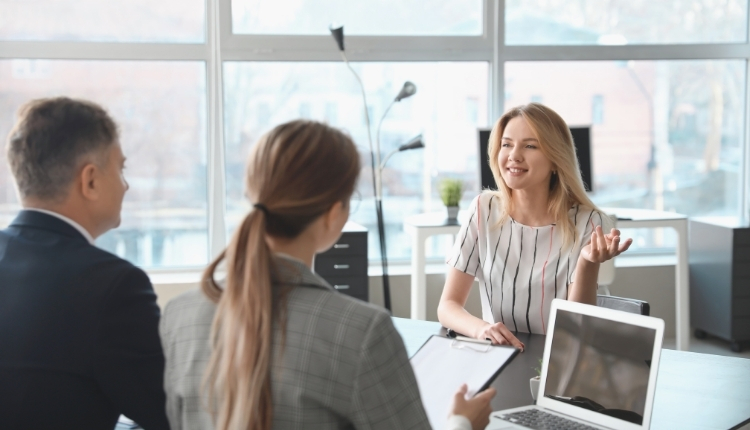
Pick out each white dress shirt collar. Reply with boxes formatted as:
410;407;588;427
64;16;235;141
25;208;96;245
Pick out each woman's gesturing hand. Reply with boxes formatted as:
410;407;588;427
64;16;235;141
580;226;633;264
476;322;525;351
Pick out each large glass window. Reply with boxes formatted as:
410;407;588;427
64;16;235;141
506;0;747;45
0;60;208;267
505;60;745;250
4;0;750;271
0;0;205;42
231;0;483;36
223;62;489;261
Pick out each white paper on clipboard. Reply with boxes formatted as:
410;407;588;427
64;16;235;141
410;335;518;430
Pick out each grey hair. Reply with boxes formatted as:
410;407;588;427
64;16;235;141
6;97;118;201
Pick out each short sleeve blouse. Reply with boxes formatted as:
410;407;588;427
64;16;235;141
446;193;607;334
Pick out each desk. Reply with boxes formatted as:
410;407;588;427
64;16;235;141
404;208;691;351
393;317;750;430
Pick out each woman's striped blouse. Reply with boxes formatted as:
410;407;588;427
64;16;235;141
446;193;606;334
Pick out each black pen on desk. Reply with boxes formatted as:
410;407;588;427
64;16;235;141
447;329;492;345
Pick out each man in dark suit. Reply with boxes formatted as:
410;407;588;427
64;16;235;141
0;97;169;429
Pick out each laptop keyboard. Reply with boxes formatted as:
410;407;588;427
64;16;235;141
495;409;599;430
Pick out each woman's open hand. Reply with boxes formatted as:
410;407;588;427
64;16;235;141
476;322;525;351
580;226;632;264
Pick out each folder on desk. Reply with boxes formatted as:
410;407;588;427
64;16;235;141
410;335;519;430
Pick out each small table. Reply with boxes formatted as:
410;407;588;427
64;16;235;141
393;317;750;430
600;207;690;351
403;207;691;351
402;212;463;321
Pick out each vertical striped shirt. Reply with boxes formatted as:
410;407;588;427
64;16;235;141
446;193;608;334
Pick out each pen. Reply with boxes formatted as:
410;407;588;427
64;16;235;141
454;335;492;345
447;329;492;344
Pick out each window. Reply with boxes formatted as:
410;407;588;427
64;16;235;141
506;60;745;250
592;94;604;125
223;62;489;260
506;0;747;45
231;0;483;35
3;0;750;269
0;0;205;42
0;60;209;267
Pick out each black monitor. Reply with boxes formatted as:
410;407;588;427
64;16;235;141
478;126;593;192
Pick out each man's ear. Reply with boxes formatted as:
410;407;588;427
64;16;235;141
78;163;100;201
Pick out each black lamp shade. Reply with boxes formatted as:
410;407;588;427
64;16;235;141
329;25;345;51
399;134;424;151
395;81;417;101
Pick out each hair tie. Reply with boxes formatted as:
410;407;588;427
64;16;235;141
253;203;270;216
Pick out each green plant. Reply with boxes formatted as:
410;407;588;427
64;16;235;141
534;358;543;377
439;178;464;207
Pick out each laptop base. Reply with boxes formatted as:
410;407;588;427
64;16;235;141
487;406;612;430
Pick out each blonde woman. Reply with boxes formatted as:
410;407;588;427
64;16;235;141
437;103;632;349
160;120;496;430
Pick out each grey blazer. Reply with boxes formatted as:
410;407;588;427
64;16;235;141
159;255;432;430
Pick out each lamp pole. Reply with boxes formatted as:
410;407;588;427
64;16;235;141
330;26;418;312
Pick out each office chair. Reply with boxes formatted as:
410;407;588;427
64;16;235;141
596;295;650;316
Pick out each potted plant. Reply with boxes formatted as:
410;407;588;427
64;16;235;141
439;178;464;220
530;359;542;401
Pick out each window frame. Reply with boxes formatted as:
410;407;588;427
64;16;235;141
0;0;749;269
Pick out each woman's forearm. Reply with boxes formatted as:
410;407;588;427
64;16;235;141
437;299;490;339
568;257;599;305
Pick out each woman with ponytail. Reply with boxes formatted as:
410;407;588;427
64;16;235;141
160;120;496;430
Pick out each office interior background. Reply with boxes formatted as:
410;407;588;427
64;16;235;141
1;0;748;345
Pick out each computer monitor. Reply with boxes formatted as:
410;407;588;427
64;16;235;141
478;126;593;192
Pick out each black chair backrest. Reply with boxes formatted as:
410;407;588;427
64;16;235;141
596;295;650;316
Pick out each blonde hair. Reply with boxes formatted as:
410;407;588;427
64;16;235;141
487;103;601;247
201;120;360;430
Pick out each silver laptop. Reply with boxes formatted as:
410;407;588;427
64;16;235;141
488;299;664;430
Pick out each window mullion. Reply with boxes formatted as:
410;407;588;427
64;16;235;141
207;0;228;259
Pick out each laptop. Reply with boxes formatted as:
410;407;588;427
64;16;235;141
488;299;664;430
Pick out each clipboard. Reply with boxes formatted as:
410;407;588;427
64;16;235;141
410;335;519;430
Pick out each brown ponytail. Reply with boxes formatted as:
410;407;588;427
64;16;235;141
201;120;360;430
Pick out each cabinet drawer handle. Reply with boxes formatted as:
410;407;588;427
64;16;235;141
334;285;350;290
333;264;350;269
333;243;350;249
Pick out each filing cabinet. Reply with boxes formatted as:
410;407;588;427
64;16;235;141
689;217;750;352
314;222;368;302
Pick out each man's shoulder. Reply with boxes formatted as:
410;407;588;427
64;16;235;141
62;242;145;286
0;223;142;283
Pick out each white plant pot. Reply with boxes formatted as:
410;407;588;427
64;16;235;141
446;206;459;220
530;376;540;401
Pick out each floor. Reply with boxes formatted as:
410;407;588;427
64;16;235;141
662;334;750;359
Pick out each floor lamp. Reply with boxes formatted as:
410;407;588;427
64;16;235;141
330;25;422;312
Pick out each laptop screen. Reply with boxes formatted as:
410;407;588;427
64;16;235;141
543;309;657;426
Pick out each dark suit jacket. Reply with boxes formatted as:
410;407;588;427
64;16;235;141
0;210;169;429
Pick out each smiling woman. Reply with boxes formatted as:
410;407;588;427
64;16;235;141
498;117;555;216
437;103;632;348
